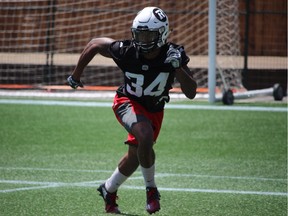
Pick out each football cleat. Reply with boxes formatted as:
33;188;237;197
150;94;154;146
97;183;121;214
146;187;161;214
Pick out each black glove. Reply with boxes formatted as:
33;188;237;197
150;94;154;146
67;75;84;89
164;46;182;69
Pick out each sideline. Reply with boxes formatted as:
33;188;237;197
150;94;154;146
0;99;287;112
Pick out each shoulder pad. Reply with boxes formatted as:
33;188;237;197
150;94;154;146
109;40;133;60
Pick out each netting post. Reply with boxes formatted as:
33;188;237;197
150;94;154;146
208;0;217;103
243;0;250;75
44;0;56;84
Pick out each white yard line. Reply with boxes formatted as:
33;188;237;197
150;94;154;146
0;179;286;196
0;185;60;193
0;99;286;112
0;166;113;173
0;166;285;182
123;185;287;197
0;167;286;196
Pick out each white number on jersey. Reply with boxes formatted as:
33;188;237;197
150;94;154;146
125;72;169;97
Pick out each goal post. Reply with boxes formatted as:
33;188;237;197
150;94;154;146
208;0;217;103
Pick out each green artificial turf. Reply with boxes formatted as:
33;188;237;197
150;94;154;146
0;101;287;216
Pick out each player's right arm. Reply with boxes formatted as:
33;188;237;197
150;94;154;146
68;37;115;88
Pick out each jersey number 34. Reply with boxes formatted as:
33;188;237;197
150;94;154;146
125;72;169;97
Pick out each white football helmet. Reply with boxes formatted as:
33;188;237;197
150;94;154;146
131;7;170;53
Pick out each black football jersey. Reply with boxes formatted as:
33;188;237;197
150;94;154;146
109;40;190;112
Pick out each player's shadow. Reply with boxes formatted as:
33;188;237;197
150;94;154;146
119;213;140;216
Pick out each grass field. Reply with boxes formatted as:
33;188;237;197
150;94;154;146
0;98;287;216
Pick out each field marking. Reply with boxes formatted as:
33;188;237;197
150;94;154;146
0;185;59;193
123;185;288;197
0;166;286;182
0;179;287;196
0;166;113;173
0;99;287;112
1;167;287;196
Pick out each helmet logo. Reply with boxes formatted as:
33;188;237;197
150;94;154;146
153;8;167;22
142;65;149;71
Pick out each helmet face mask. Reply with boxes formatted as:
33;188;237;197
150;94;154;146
131;7;169;54
131;28;160;53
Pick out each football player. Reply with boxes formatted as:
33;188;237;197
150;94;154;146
67;6;197;214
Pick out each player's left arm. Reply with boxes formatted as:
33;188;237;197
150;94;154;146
175;65;197;99
165;45;197;99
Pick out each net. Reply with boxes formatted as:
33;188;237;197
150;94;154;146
0;0;242;90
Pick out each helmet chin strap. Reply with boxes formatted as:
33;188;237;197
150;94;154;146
133;40;161;59
135;44;140;59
